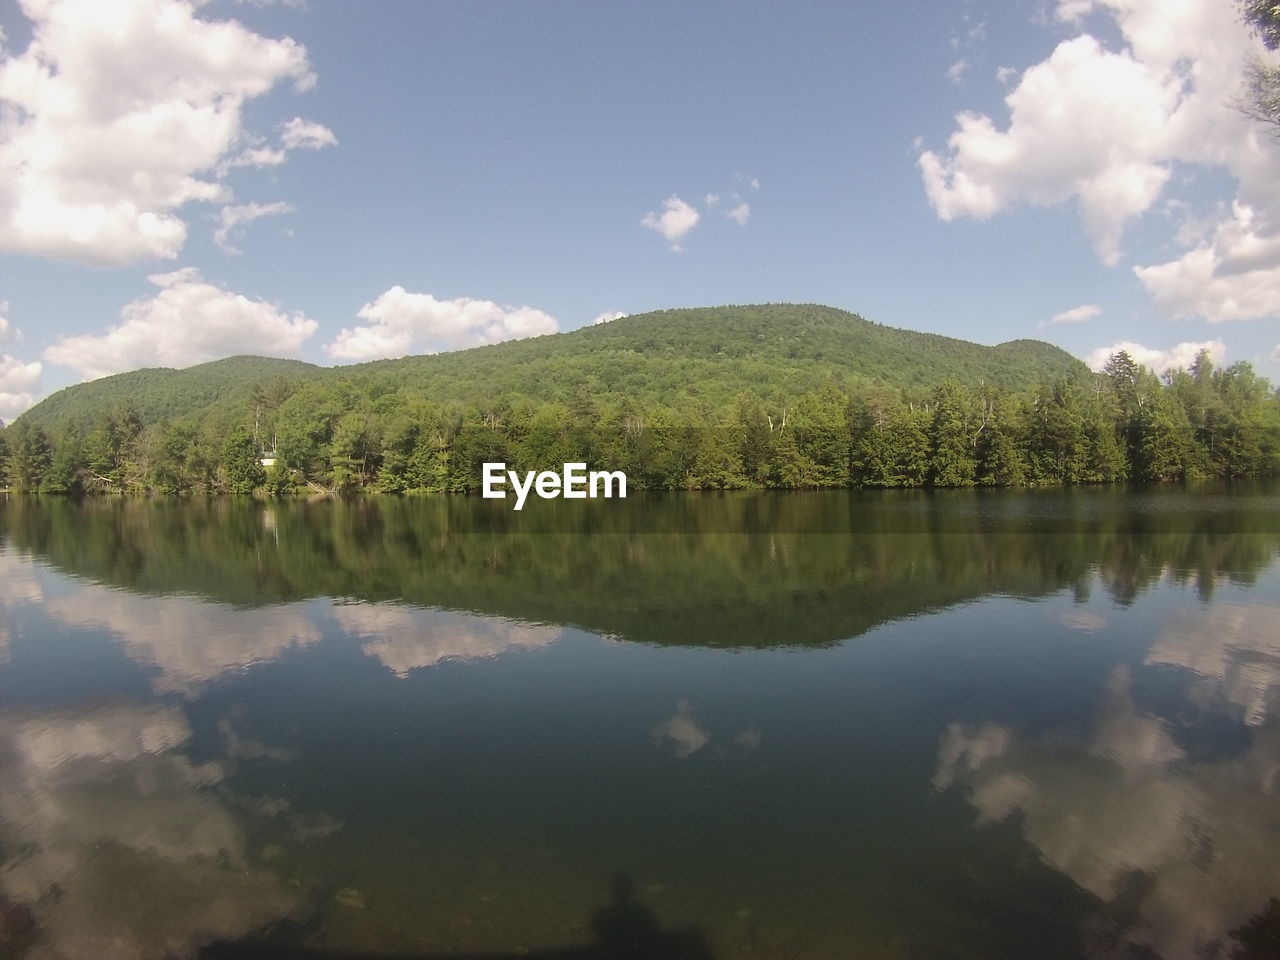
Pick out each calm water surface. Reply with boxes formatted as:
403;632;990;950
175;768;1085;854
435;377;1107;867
1;486;1278;960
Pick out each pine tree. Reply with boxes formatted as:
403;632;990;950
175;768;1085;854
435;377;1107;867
928;381;977;486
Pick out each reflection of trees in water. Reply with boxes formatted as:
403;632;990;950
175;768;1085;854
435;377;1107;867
4;491;1277;650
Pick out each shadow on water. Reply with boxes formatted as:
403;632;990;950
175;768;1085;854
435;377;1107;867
200;872;717;960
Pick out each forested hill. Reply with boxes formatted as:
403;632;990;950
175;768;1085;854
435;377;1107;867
5;304;1275;496
19;355;324;432
19;304;1083;430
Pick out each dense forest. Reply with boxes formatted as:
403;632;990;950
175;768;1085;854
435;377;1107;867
1;305;1277;494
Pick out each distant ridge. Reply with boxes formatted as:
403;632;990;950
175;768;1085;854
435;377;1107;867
20;304;1086;429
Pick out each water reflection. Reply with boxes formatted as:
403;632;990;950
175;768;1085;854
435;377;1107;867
0;702;314;960
1144;605;1280;726
331;603;561;677
0;550;43;665
933;606;1280;958
649;702;762;760
45;585;321;696
1;490;1278;959
4;488;1277;651
650;701;711;759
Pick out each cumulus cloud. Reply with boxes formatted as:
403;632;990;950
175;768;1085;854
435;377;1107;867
0;0;326;266
43;268;318;381
919;34;1176;265
280;116;338;151
1040;303;1101;329
919;0;1280;321
1135;202;1280;322
0;303;38;418
593;311;627;325
948;58;970;84
223;144;288;171
0;353;43;422
641;195;701;251
725;201;751;226
1273;344;1280;362
213;200;295;253
325;285;559;361
1085;338;1225;375
704;192;720;207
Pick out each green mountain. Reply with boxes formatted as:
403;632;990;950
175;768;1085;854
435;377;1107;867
21;355;323;431
20;305;1085;430
11;303;1269;496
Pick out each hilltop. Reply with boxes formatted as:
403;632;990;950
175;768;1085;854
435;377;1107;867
19;304;1085;430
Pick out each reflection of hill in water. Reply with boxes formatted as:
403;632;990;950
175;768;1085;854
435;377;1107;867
2;487;1277;650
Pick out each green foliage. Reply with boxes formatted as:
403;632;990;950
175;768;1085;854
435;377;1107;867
6;313;1277;496
220;429;266;494
4;421;52;492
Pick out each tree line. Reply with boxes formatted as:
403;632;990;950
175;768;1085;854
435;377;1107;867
1;350;1276;496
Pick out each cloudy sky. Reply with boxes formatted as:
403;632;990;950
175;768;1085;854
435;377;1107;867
2;0;1278;421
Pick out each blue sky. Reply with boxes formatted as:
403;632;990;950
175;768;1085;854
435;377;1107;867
1;0;1277;420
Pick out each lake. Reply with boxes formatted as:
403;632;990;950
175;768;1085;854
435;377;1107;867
1;484;1278;960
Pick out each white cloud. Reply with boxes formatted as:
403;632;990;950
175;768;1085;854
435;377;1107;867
1042;303;1102;328
593;311;627;325
641;195;701;251
918;0;1280;309
1272;344;1280;362
0;353;43;421
224;145;288;170
1;304;47;419
1134;202;1280;322
919;34;1176;266
725;201;751;226
704;192;720;207
948;58;970;84
0;0;322;266
43;268;318;381
325;285;559;361
279;116;337;151
1085;338;1225;375
213;200;294;254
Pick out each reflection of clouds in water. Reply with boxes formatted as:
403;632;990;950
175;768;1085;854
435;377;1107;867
651;700;710;758
331;603;561;677
650;703;763;759
0;549;45;664
1059;610;1107;633
0;549;45;608
0;702;308;960
46;586;320;695
934;665;1279;958
1145;604;1280;726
